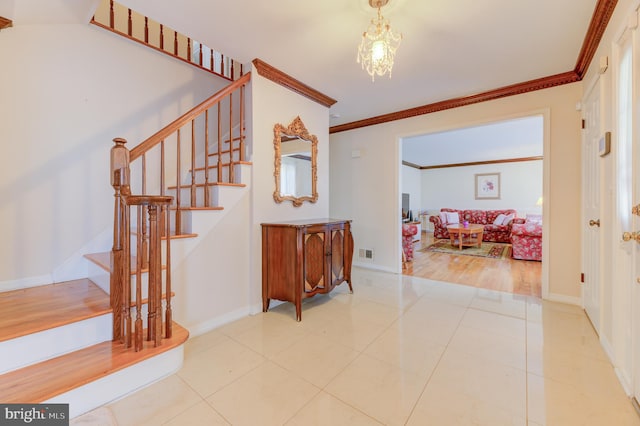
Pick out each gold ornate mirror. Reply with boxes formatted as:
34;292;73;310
273;116;318;207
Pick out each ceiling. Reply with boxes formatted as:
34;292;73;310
2;0;607;164
111;0;600;129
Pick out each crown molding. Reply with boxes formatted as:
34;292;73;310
252;58;337;108
330;0;616;134
0;16;12;30
330;71;579;134
406;156;544;170
574;0;618;78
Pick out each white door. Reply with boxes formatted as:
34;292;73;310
582;81;602;331
614;29;635;393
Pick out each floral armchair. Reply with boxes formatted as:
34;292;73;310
402;222;418;262
510;217;542;261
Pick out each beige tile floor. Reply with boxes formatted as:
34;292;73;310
73;268;640;425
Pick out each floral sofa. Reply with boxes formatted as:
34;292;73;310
429;208;517;243
510;216;542;261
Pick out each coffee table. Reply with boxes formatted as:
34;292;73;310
447;224;484;250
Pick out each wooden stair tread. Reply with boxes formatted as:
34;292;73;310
0;279;111;343
131;230;198;240
167;182;246;190
0;322;189;403
191;160;252;172
170;206;224;211
84;252;167;274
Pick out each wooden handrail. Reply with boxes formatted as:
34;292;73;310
130;72;251;161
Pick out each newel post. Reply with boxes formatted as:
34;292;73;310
110;138;131;343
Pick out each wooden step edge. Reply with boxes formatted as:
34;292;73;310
0;279;112;343
84;252;167;275
190;160;253;172
0;322;189;403
167;182;246;190
170;206;224;211
131;230;199;240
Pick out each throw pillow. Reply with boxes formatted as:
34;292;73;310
446;211;459;224
493;213;507;225
526;214;543;223
439;212;448;224
503;213;515;225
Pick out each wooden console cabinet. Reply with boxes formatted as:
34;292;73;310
261;219;354;321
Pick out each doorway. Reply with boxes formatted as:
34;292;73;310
400;114;548;297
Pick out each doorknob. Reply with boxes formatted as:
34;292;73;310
588;219;600;227
622;231;640;243
632;204;640;216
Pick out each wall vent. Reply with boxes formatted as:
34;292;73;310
359;248;374;260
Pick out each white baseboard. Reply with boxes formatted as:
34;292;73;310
0;274;53;292
185;306;252;338
544;292;581;306
352;262;397;274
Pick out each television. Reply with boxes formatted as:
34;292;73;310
402;193;410;221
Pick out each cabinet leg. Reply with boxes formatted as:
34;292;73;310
347;280;353;294
263;298;270;313
295;303;301;322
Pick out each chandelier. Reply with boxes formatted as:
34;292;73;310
357;0;402;81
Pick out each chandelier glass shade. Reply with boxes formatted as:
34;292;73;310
357;0;402;81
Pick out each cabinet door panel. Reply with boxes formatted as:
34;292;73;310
304;232;325;292
331;228;345;286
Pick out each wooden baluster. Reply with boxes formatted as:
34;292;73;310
150;205;163;346
123;202;132;348
160;140;166;236
175;129;181;234
144;17;148;43
229;93;235;183
135;204;143;351
141;154;148;269
110;138;130;343
217;103;222;182
174;31;178;56
165;204;172;338
221;54;225;77
204;110;210;207
190;119;196;206
198;42;203;66
109;0;114;29
146;205;157;343
231;60;235;80
240;84;245;161
187;37;191;62
160;24;164;50
240;63;244;77
210;50;214;73
127;8;132;36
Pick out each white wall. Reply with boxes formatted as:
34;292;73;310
0;22;228;290
421;160;543;217
248;68;330;313
330;83;582;301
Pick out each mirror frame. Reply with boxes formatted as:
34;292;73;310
273;116;318;207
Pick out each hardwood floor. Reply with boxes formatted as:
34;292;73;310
404;232;542;297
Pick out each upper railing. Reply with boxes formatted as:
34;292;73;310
92;0;242;80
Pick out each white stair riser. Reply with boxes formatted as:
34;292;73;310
46;346;183;419
0;314;112;374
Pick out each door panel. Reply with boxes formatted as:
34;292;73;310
582;81;602;331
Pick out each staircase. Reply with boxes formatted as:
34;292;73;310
0;34;252;417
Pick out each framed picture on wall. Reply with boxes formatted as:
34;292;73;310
475;173;501;200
